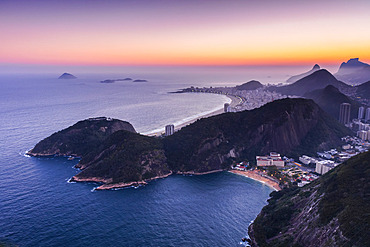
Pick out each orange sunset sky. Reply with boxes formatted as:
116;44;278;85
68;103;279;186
0;0;369;67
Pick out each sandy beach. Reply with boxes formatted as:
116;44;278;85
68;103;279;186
229;170;281;191
149;94;241;136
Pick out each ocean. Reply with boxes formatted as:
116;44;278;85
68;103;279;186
0;66;304;246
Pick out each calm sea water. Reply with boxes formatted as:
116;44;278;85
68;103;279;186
0;70;276;246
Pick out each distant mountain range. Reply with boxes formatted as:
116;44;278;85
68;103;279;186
269;69;350;96
249;151;370;247
304;85;362;120
286;64;321;83
334;58;370;85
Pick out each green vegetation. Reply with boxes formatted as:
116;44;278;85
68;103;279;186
318;151;370;245
250;151;370;247
29;118;136;157
77;130;169;183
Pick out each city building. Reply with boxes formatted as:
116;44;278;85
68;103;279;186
256;152;284;167
315;160;336;175
339;103;351;125
358;106;364;120
357;130;368;141
299;155;318;165
366;107;370;122
224;103;230;113
165;124;174;136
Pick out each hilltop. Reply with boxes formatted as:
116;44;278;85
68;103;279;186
28;117;136;157
304;85;362;120
268;69;350;96
235;80;263;91
249;151;370;247
286;64;321;83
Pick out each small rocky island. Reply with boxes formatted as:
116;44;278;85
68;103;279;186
100;78;132;83
133;79;147;82
58;73;77;79
28;98;350;190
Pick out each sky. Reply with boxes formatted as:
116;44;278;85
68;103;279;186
0;0;369;69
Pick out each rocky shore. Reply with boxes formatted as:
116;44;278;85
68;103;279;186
71;172;173;190
176;169;224;175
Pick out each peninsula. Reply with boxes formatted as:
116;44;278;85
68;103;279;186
29;98;351;190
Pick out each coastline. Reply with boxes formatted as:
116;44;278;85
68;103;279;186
229;170;281;191
147;94;240;136
70;170;228;190
71;171;173;190
174;94;241;132
176;169;224;175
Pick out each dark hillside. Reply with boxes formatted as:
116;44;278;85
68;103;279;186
249;151;370;247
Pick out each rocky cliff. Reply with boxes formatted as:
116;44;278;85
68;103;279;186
28;117;136;157
249;151;370;247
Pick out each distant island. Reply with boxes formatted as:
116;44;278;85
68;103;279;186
58;73;77;79
99;78;147;83
28;98;350;190
100;78;132;83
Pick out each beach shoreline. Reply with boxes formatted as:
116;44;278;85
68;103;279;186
229;170;281;191
148;94;241;136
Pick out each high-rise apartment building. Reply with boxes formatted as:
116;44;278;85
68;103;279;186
165;124;174;136
358;106;364;119
339;103;351;125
